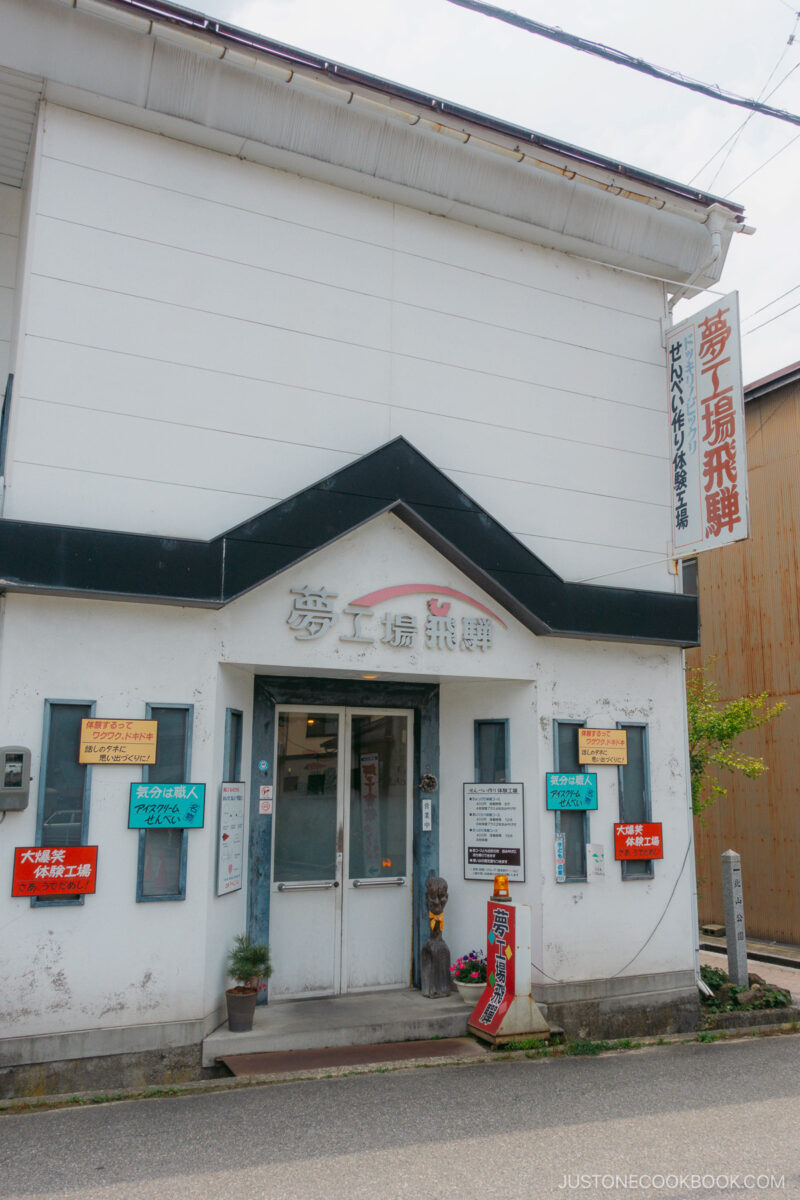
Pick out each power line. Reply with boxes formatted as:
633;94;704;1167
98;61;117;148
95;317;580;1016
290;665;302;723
702;58;799;191
728;128;800;191
743;283;800;320
743;298;800;335
445;0;800;127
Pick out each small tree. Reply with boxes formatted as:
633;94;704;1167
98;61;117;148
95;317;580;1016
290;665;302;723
227;934;271;991
686;664;785;817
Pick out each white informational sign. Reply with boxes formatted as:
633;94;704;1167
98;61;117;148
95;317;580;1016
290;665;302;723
555;835;566;884
587;843;605;879
667;292;749;557
421;795;432;833
259;785;273;801
217;781;245;896
463;783;525;882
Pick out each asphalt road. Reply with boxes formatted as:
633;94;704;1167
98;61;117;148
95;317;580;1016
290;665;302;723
1;1035;798;1200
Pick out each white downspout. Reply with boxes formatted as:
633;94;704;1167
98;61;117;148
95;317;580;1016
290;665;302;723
668;204;755;312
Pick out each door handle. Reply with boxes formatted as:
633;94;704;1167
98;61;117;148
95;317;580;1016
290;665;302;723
277;880;339;891
352;877;405;887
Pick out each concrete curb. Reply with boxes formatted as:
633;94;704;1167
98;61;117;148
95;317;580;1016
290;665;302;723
3;1026;800;1115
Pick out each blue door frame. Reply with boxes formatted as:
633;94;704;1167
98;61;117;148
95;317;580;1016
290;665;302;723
248;676;439;997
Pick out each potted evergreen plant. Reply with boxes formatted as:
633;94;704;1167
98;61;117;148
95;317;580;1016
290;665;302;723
226;934;272;1032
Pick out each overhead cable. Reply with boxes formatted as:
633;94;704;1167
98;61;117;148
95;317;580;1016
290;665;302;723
728;129;800;191
743;298;800;335
743;283;800;320
445;0;800;127
697;59;799;190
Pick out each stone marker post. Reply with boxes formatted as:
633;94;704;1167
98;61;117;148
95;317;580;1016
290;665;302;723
721;849;748;987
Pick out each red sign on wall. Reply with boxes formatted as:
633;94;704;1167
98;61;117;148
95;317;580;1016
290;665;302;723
613;823;663;860
12;846;98;896
470;901;516;1037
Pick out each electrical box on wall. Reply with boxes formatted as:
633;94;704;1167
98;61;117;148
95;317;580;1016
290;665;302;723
0;747;31;810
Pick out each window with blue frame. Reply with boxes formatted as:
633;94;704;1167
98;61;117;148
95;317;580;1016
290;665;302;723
34;700;95;907
223;709;243;781
474;719;509;783
553;720;588;881
137;704;193;902
617;723;654;880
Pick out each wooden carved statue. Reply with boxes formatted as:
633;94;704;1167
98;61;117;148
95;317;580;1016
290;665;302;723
421;874;451;998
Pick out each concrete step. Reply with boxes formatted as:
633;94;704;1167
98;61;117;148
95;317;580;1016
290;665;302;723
202;988;470;1067
217;1036;484;1077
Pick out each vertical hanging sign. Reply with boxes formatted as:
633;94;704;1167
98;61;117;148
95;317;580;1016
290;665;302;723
667;292;749;557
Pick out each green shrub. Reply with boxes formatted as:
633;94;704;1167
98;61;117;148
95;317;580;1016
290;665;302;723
228;935;271;988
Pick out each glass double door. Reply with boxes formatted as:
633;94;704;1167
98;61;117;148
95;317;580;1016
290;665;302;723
269;707;413;1000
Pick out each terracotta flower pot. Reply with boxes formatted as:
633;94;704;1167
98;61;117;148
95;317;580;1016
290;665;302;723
226;986;258;1032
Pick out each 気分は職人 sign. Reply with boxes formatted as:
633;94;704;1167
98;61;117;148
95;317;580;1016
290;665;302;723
128;783;205;828
546;773;598;810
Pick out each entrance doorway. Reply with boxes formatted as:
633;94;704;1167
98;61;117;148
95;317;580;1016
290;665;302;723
268;707;413;1000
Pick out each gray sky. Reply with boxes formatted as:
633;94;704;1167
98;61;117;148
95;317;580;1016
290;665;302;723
207;0;799;384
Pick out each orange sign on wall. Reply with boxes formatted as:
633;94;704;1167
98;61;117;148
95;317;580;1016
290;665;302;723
79;719;158;765
578;728;628;765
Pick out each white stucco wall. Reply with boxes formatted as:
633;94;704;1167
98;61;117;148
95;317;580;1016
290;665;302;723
438;645;694;987
0;515;694;1049
0;594;234;1042
2;102;675;592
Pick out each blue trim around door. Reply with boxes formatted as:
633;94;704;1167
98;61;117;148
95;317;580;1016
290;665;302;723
249;676;439;998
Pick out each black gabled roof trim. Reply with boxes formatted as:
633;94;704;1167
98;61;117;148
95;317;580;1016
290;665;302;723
0;437;698;645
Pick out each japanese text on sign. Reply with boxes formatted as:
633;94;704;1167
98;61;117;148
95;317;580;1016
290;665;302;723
217;782;245;895
578;729;627;766
666;293;748;556
546;773;598;810
613;822;664;861
79;719;158;765
473;902;516;1035
12;846;98;896
128;784;205;828
463;783;525;882
286;584;505;655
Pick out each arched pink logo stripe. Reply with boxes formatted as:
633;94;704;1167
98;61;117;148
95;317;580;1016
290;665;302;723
348;584;507;628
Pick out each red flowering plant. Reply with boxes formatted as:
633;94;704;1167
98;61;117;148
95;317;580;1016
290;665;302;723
450;950;487;984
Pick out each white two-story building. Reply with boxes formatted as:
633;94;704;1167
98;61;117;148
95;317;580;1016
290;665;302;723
0;0;746;1092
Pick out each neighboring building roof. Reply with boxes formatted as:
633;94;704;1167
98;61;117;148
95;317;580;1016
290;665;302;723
745;360;800;402
0;438;699;646
98;0;745;218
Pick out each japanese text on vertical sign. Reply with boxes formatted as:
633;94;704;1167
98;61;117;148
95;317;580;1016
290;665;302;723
667;292;748;556
471;902;516;1035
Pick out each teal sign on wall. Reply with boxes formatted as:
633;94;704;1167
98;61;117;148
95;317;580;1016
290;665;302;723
546;773;598;810
128;783;206;828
